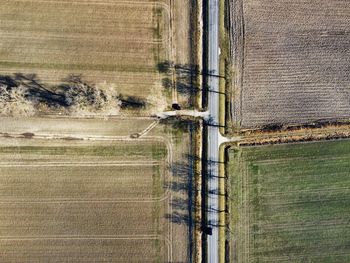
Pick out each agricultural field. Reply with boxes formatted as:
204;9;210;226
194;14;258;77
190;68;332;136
228;140;350;262
0;0;196;115
230;0;350;129
0;0;167;96
0;136;170;262
0;116;195;262
0;0;198;261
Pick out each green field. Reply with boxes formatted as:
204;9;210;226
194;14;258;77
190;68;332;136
229;140;350;263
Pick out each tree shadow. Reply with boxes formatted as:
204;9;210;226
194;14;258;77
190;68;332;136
119;95;146;110
160;116;199;137
157;61;202;107
165;155;196;231
0;73;147;113
0;73;68;108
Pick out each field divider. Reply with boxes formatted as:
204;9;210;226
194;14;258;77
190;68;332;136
0;162;160;167
0;235;160;240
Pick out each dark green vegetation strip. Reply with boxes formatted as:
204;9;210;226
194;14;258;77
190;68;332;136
229;140;350;263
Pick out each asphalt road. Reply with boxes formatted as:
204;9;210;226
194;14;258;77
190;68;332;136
206;0;220;262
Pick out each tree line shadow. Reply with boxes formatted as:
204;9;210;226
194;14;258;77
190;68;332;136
0;73;147;111
157;60;225;109
157;61;226;104
161;118;228;234
165;152;227;230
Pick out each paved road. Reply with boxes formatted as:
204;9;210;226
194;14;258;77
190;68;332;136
206;0;220;262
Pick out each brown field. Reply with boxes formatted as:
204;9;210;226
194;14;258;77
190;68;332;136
0;0;196;260
230;0;350;129
0;137;170;262
0;116;195;262
0;0;170;100
0;165;164;200
2;239;164;262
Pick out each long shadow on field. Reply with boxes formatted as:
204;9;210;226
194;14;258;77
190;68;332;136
157;60;224;102
0;73;147;114
163;118;228;230
163;120;199;260
0;73;67;108
157;61;205;108
165;154;197;261
119;95;146;110
165;154;196;227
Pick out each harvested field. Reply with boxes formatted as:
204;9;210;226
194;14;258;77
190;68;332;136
230;0;350;129
0;138;170;262
2;239;164;263
0;165;164;200
228;140;350;262
0;0;170;102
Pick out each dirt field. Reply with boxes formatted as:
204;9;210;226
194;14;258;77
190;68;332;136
228;140;350;262
230;0;350;129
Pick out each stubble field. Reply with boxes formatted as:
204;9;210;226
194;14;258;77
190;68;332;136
229;140;350;262
0;0;196;260
0;0;170;101
231;0;350;129
0;137;170;262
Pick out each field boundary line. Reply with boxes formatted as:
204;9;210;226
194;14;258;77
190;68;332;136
0;199;168;203
0;235;160;240
0;162;160;167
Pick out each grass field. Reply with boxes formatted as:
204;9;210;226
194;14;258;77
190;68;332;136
229;140;350;262
0;0;170;100
230;0;350;129
0;138;169;262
